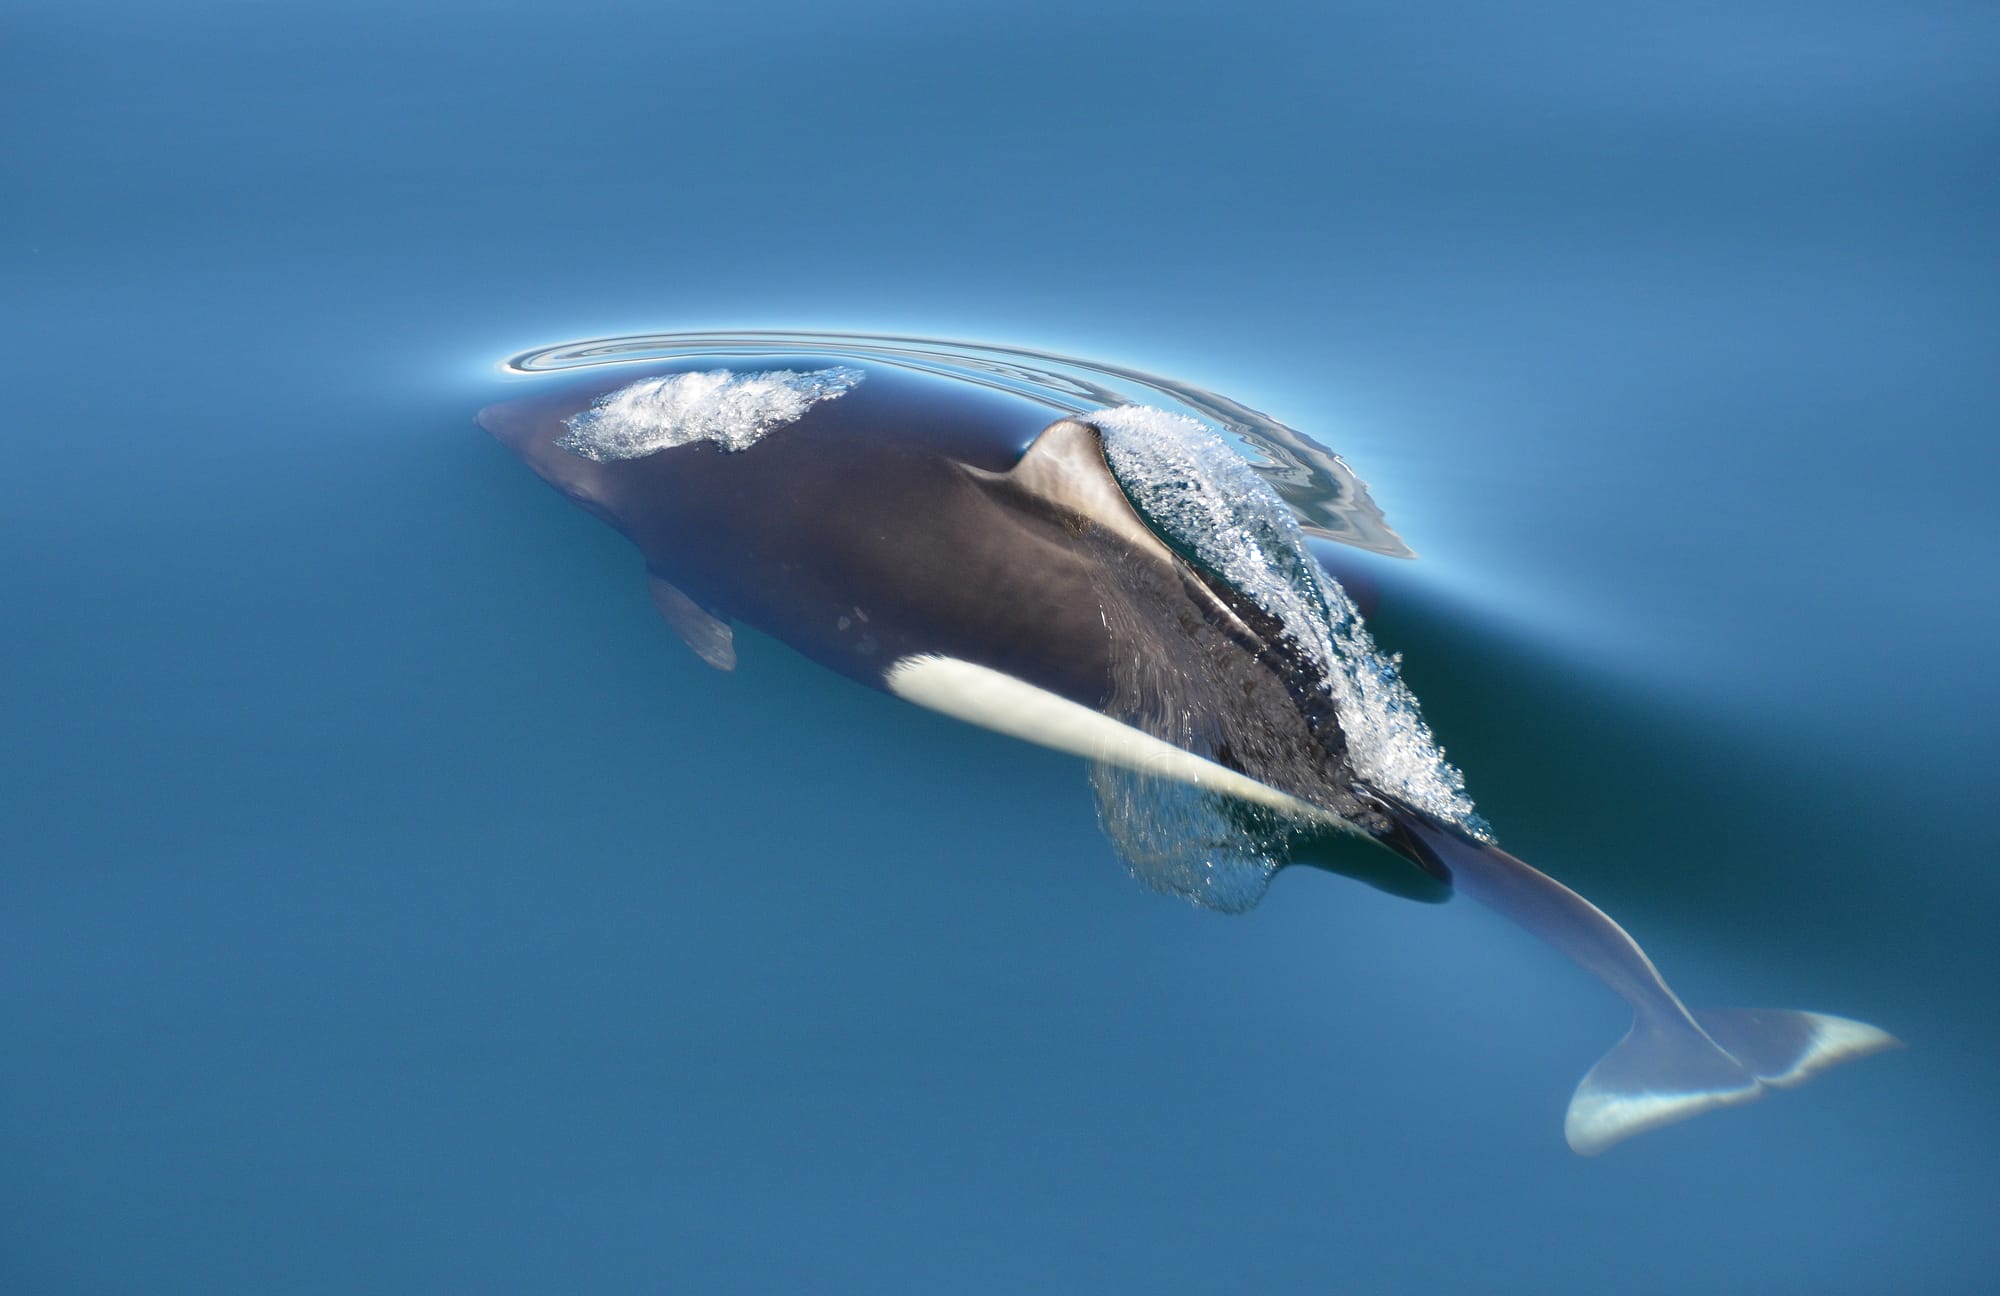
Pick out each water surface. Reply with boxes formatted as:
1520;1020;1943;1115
3;1;1996;1292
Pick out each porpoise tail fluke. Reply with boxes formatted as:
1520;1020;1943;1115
1385;807;1899;1155
1566;1005;1897;1154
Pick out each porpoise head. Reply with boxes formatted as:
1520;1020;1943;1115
477;381;621;518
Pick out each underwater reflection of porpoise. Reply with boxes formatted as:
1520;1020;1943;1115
480;358;1896;1154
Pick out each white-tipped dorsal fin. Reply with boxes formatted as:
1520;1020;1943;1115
647;572;736;671
995;417;1164;554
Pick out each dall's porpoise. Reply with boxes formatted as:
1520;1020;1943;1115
481;356;1896;1154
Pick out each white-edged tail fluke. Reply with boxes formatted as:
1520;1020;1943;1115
1387;807;1899;1154
1692;1007;1900;1088
1566;1006;1899;1155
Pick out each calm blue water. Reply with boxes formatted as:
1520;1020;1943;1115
4;2;1996;1291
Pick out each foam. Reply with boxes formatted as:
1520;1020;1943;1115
1093;404;1487;836
558;366;863;461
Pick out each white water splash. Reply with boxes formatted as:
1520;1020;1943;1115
1089;766;1289;912
559;367;863;461
1093;404;1486;837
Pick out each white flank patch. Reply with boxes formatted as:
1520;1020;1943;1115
559;366;863;461
884;654;1348;828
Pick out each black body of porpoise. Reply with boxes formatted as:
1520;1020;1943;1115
481;357;1894;1154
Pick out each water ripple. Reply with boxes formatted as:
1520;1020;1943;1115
504;330;1413;557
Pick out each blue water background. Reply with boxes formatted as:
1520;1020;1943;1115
4;1;1996;1291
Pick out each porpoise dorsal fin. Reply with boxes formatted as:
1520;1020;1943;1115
647;572;736;671
997;417;1165;555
